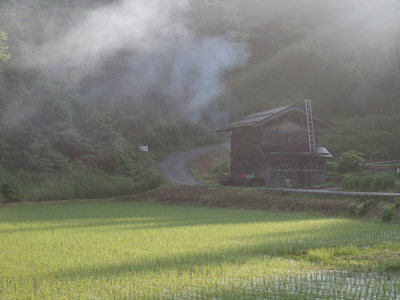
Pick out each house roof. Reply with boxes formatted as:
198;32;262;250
218;104;334;132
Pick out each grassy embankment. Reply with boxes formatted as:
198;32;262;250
0;200;399;299
0;128;220;203
0;157;163;203
0;167;162;202
131;185;400;223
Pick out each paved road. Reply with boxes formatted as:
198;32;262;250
259;188;400;197
158;144;227;186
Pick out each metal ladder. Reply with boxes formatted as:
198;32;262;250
305;99;316;153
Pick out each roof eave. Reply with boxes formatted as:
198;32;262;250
216;104;334;132
254;106;334;129
217;124;253;133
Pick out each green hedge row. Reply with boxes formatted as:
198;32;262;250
342;172;396;192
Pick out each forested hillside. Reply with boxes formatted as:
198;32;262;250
0;0;227;201
194;0;400;158
220;1;400;118
0;0;399;201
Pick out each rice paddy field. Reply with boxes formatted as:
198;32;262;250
0;200;399;300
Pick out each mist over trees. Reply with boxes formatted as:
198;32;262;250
210;0;400;119
0;0;399;199
1;0;400;123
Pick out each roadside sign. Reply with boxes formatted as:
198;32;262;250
138;146;149;152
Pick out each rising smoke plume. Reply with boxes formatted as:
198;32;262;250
23;0;248;121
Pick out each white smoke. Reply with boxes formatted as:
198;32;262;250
24;0;248;120
29;0;188;71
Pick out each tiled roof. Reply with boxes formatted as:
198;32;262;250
218;104;333;132
218;105;292;131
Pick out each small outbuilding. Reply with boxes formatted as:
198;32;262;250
218;102;334;187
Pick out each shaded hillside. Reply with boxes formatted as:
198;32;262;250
0;0;399;200
322;113;400;159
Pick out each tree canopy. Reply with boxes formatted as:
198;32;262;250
0;0;399;183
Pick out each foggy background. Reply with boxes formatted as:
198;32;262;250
0;0;399;124
0;0;248;125
0;0;399;194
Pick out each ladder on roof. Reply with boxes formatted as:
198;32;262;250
305;99;316;153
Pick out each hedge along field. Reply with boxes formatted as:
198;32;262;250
0;201;399;300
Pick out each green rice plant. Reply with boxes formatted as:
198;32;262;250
0;201;399;299
381;204;395;223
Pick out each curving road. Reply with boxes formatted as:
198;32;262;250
158;144;228;186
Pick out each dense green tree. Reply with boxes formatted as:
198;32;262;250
338;151;365;173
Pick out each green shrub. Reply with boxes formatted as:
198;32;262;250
355;202;367;216
140;171;164;191
1;183;23;203
372;173;396;191
326;161;337;171
347;201;367;218
338;151;365;173
347;201;358;217
359;174;374;190
381;204;395;223
395;197;400;207
342;174;362;190
0;192;5;204
342;173;396;192
213;159;230;173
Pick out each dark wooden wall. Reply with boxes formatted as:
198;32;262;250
230;128;264;177
230;113;328;187
264;158;326;187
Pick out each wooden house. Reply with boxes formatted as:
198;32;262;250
218;103;334;187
